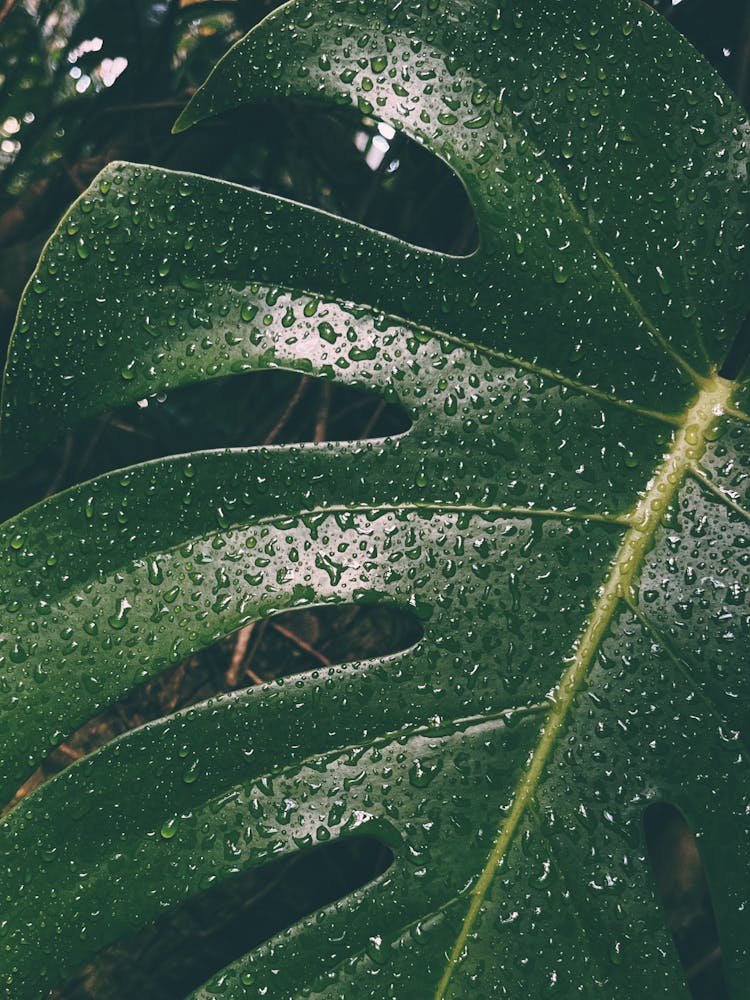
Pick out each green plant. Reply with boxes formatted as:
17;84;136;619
1;0;748;995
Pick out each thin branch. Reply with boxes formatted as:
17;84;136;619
262;374;309;445
359;398;387;439
314;381;331;442
271;621;331;666
0;0;15;28
225;623;265;686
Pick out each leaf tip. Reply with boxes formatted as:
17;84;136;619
171;108;192;135
172;87;213;134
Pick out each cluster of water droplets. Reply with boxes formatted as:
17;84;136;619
0;0;749;995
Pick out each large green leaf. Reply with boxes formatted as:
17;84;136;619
1;1;749;996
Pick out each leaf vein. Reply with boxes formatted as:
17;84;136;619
434;376;733;998
626;599;750;763
690;467;750;524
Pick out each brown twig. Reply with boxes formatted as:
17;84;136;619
225;623;257;685
314;381;331;442
109;417;155;439
178;0;239;16
60;157;87;194
685;945;723;982
327;395;372;425
263;374;309;444
359;398;387;439
0;0;15;27
271;621;331;666
226;624;254;685
226;621;266;686
163;661;187;711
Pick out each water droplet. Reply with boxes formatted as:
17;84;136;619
160;818;178;840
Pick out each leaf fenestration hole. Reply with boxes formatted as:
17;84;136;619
718;312;750;381
6;603;423;812
51;834;394;1000
644;802;730;999
2;373;412;517
123;371;411;447
201;99;479;256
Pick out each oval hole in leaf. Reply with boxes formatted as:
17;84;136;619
195;99;479;256
113;371;411;452
718;312;750;381
0;373;412;518
644;802;730;999
6;603;423;812
51;834;394;1000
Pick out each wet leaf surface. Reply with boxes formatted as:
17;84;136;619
0;1;748;997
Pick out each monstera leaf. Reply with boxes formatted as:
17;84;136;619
1;1;748;996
